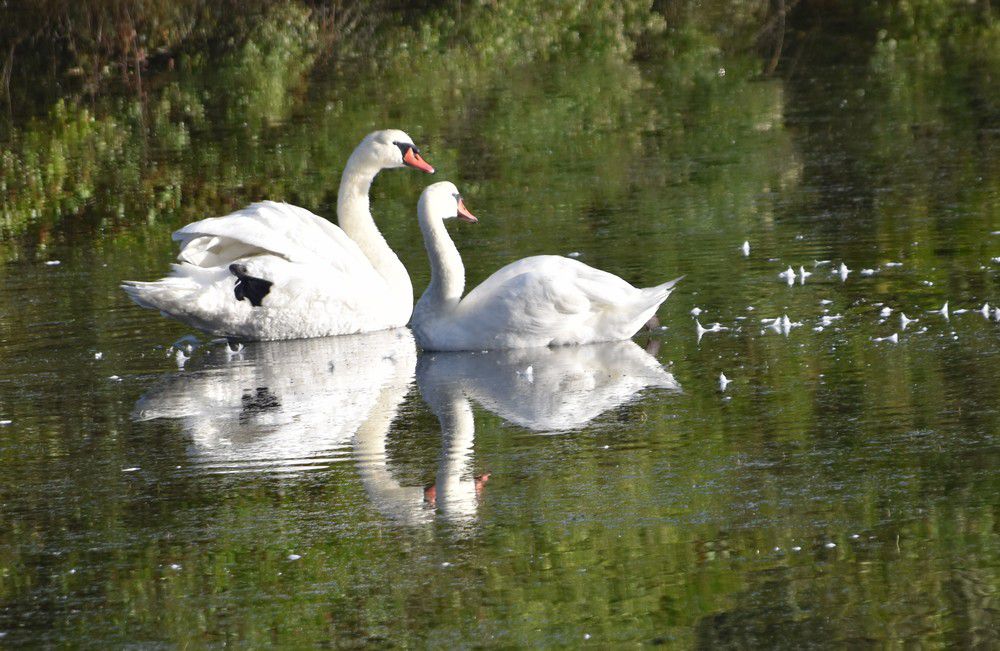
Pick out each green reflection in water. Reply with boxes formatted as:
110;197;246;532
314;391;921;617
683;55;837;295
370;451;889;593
0;5;998;648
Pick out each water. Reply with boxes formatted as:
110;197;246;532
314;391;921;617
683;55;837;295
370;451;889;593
1;47;998;647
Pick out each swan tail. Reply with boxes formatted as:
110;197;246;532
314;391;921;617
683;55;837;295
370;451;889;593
623;275;683;337
122;265;236;331
640;275;684;310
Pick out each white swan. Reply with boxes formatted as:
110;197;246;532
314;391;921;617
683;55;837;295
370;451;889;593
122;129;434;340
411;182;683;351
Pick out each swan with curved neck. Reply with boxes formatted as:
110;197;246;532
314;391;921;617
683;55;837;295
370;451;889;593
123;129;434;340
411;181;683;351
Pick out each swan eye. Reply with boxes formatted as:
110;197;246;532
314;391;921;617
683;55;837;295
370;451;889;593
393;141;418;157
453;193;461;201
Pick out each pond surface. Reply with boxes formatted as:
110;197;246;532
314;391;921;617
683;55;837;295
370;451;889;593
0;50;998;647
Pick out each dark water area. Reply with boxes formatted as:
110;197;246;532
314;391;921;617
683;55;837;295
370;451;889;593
0;18;998;647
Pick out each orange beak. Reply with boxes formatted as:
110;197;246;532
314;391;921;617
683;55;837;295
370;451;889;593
457;198;477;223
403;147;435;174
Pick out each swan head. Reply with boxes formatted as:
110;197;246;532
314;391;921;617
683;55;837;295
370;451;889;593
419;181;478;224
357;129;435;174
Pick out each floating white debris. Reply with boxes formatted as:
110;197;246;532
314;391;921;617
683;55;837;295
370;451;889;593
825;542;837;549
519;365;534;383
873;333;899;344
884;261;903;267
175;348;189;369
122;467;140;472
0;420;11;426
690;307;703;316
719;373;732;391
820;299;833;305
920;280;934;286
815;260;831;266
779;266;795;286
900;313;916;329
838;263;851;282
45;260;61;266
936;302;950;319
880;307;892;318
94;352;103;360
792;546;802;552
169;563;182;570
981;303;991;318
696;320;727;343
798;266;812;284
567;251;581;258
992;257;1000;263
287;554;302;561
952;308;968;314
995;307;1000;320
741;240;750;256
696;320;708;342
108;375;122;382
766;314;798;335
819;314;842;326
441;562;452;567
860;268;877;276
850;534;860;540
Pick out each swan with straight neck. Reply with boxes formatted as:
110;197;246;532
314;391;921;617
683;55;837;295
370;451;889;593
412;181;683;351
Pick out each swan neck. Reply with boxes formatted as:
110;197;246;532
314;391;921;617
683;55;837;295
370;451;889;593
336;148;412;310
417;204;465;312
337;151;380;242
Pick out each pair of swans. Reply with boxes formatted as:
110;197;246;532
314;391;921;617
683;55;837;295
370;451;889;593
123;130;681;350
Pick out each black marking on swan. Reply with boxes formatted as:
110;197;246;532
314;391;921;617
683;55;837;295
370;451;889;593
230;263;273;307
393;141;419;157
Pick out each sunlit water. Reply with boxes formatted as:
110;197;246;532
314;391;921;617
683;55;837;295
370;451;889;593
0;52;997;647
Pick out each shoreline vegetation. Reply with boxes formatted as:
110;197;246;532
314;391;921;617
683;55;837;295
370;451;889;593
0;0;995;248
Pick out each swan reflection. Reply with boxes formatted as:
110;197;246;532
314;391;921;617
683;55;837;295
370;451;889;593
419;340;681;433
133;329;417;473
358;340;680;525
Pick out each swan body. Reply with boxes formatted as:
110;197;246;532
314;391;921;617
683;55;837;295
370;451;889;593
411;182;682;351
122;129;434;340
